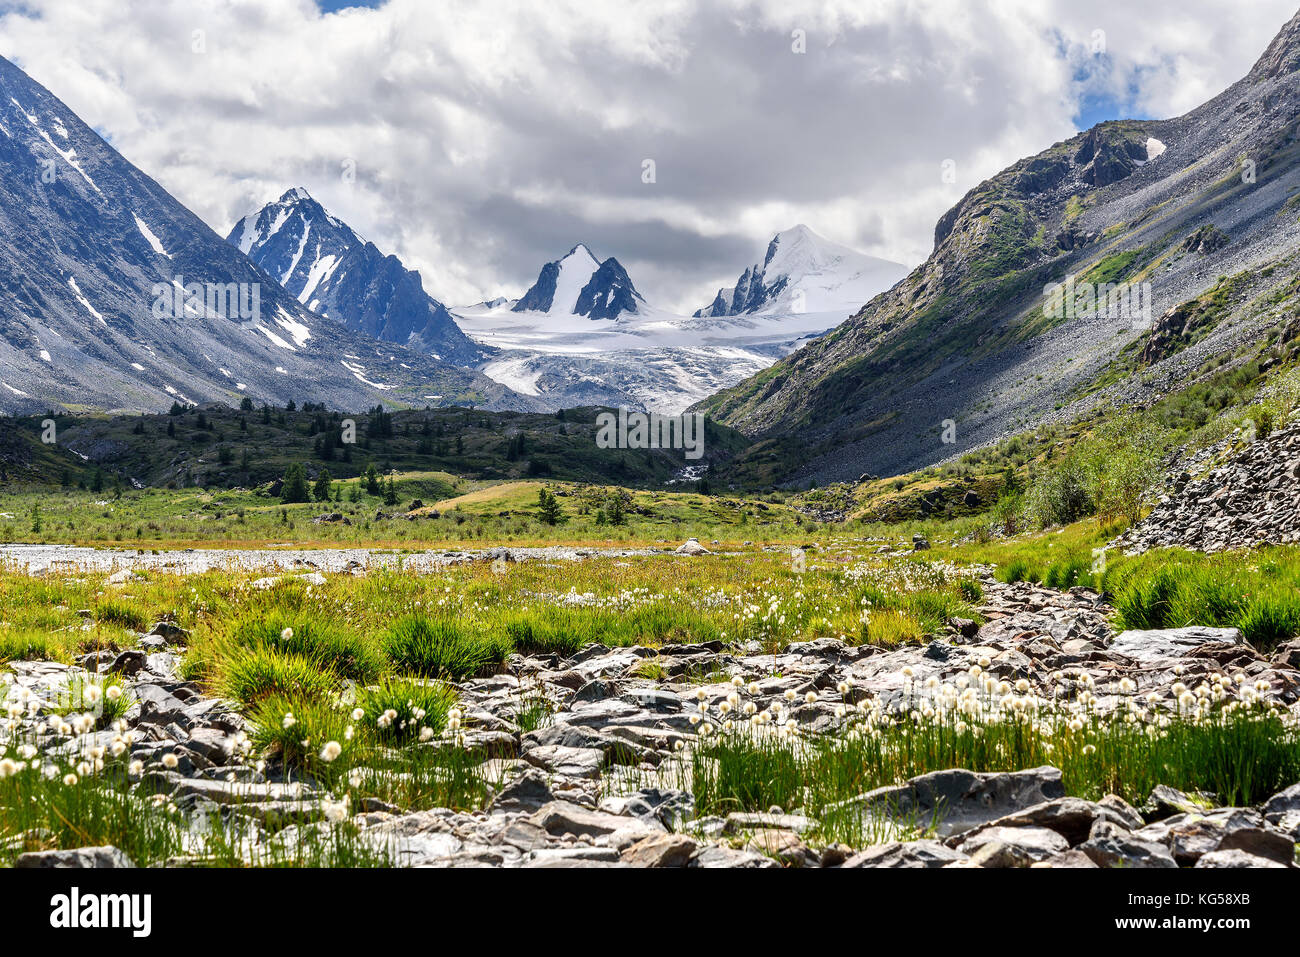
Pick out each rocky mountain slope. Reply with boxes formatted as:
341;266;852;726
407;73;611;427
1114;419;1300;554
701;9;1300;486
230;189;484;365
0;56;527;415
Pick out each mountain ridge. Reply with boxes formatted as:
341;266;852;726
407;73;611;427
699;8;1300;485
0;55;532;415
229;188;484;364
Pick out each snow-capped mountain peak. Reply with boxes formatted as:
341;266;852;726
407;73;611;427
512;243;645;320
229;189;483;364
695;224;906;318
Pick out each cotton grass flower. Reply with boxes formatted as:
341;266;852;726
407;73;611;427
162;753;178;769
319;740;342;762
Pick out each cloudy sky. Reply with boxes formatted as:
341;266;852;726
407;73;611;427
0;0;1295;312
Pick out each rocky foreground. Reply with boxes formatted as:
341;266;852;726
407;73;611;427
6;576;1300;868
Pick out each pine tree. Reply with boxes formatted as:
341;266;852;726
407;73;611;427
383;475;398;506
537;488;563;525
313;468;333;502
281;462;310;503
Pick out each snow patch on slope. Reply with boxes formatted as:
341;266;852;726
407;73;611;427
68;278;105;324
134;216;170;257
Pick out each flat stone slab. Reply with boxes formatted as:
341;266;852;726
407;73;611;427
1109;627;1242;664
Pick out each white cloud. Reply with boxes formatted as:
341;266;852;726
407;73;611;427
0;0;1293;313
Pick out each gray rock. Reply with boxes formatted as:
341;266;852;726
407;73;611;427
829;766;1065;838
1262;782;1300;824
1135;808;1262;865
522;745;605;779
1109;627;1242;664
522;723;639;763
1215;827;1294;865
15;845;135;868
1097;793;1145;830
598;788;693;827
529;801;662;843
690;844;779;868
950;796;1109;847
489;770;555;812
184;727;235;765
1195;849;1287;868
743;828;819;867
1079;823;1178;868
146;621;190;645
1032;848;1100;868
620;833;698;867
724;812;818;835
108;649;145;676
839;840;968;868
1142;784;1213;822
956;825;1069;867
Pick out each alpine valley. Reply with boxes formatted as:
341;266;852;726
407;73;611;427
9;4;1300;883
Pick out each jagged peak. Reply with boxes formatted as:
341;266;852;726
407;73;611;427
1247;9;1300;84
278;186;315;205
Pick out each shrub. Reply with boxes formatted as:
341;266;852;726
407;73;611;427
354;678;459;744
1024;456;1094;528
218;646;339;707
228;613;383;683
93;597;148;632
859;609;924;647
380;615;510;679
248;692;356;781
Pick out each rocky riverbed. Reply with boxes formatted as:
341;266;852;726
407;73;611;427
5;575;1300;868
0;542;672;576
